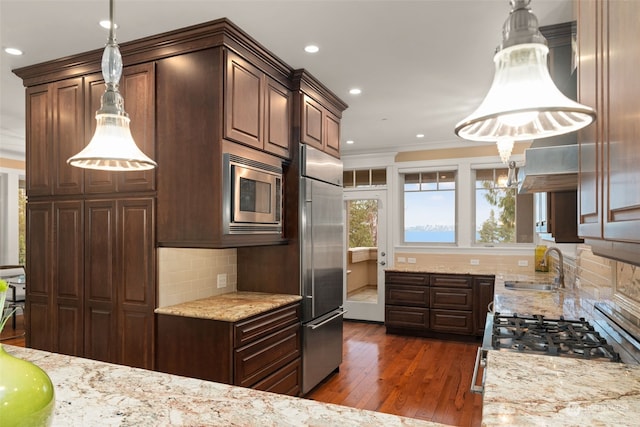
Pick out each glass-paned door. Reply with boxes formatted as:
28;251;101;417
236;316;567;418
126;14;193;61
343;190;387;322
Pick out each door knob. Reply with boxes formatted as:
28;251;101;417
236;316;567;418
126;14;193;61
379;261;386;266
380;252;386;257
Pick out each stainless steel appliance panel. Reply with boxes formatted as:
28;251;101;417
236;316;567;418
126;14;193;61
302;308;345;394
300;176;344;323
301;144;343;186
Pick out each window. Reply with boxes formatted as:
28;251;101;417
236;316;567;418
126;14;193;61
475;167;524;244
403;170;456;243
343;168;387;188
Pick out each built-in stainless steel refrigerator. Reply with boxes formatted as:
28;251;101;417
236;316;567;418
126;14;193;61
300;144;345;394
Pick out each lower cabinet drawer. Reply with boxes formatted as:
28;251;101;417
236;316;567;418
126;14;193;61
385;306;429;329
386;284;429;307
430;287;473;310
430;309;474;334
252;358;301;397
234;323;301;388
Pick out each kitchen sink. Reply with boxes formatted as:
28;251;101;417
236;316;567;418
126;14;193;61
504;281;557;291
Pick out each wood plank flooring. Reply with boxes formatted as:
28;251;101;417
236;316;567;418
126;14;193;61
1;316;482;426
0;313;26;346
306;321;483;427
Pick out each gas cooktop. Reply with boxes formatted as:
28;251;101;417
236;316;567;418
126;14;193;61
487;312;621;362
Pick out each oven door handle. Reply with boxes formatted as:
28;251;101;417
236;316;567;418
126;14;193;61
471;347;487;394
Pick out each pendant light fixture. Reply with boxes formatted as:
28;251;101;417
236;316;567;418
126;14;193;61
454;0;596;143
68;0;157;171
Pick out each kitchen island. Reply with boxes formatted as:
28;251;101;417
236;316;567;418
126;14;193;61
484;275;640;426
4;344;444;427
387;267;640;425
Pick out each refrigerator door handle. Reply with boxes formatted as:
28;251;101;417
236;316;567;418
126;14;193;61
308;309;347;330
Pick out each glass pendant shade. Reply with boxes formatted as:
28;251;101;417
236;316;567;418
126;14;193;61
68;113;156;170
67;0;157;171
496;139;514;163
455;0;596;143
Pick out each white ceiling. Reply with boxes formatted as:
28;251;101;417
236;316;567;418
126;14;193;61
0;0;573;160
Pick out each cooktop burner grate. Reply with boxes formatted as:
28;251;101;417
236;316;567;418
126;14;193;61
491;313;621;362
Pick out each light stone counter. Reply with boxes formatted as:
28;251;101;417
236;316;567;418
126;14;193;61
154;291;302;322
4;345;443;427
482;350;640;426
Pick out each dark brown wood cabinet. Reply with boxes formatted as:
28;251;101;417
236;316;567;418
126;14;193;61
292;70;347;159
473;275;495;336
25;197;155;369
225;50;291;159
299;95;341;158
535;191;583;243
156;302;302;396
577;0;640;264
26;77;85;197
155;48;286;248
385;271;494;338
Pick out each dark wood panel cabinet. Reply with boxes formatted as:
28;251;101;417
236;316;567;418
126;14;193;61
577;0;640;264
157;302;302;396
473;275;495;336
155;48;286;248
26;77;85;197
25;198;155;369
224;50;291;159
385;271;494;338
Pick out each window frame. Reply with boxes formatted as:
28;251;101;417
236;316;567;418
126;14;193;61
471;162;531;247
399;166;459;246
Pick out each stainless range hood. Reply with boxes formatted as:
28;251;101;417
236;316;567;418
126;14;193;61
517;144;578;194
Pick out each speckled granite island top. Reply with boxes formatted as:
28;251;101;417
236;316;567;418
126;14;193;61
154;291;302;322
482;350;640;426
5;345;442;427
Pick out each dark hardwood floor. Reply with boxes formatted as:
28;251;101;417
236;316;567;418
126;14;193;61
306;321;483;427
0;313;26;346
1;316;482;426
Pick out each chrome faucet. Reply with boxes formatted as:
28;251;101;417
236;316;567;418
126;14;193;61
542;247;564;288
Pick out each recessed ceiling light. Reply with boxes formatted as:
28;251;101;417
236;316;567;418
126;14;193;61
304;45;319;53
416;134;425;138
99;20;118;29
349;88;361;95
346;140;355;145
4;47;23;56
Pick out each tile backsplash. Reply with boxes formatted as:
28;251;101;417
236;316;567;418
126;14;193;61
158;248;237;307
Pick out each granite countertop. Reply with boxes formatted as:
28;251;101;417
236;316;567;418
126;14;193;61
482;350;640;426
4;345;443;427
154;291;302;322
485;274;640;426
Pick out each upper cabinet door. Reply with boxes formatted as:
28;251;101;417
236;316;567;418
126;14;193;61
26;84;53;196
52;78;85;195
224;50;291;159
85;63;156;194
577;0;603;239
301;95;324;151
603;0;640;242
26;78;85;196
225;51;263;150
300;94;341;158
264;78;291;158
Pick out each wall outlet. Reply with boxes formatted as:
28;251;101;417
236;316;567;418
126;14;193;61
407;257;417;264
518;260;529;267
217;273;227;288
397;256;407;263
470;259;480;265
